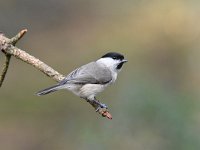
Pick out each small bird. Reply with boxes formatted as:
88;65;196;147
36;52;127;111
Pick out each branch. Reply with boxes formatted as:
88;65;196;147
0;29;27;87
0;54;11;87
10;29;28;45
0;29;112;119
0;31;65;82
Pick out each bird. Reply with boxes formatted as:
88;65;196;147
36;52;127;111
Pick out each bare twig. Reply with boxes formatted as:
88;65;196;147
0;30;65;82
0;29;112;119
0;54;11;87
5;44;65;82
10;29;27;45
0;32;11;87
0;29;27;87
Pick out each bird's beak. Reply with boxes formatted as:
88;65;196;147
122;59;128;63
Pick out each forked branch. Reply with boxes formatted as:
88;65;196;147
0;29;112;119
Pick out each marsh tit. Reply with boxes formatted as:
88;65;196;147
36;52;127;111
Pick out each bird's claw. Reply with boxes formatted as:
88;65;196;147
92;99;112;119
94;100;108;112
100;103;108;109
95;103;108;112
95;107;100;112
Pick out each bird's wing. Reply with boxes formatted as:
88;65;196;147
59;62;112;85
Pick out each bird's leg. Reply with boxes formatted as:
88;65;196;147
84;97;112;119
93;97;108;112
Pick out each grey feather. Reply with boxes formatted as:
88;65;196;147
59;62;112;85
36;84;62;96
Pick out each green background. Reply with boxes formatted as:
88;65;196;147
1;0;200;150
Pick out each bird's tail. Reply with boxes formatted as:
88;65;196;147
36;84;62;96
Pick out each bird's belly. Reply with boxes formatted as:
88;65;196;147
79;84;107;99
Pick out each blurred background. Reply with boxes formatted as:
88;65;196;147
1;0;200;150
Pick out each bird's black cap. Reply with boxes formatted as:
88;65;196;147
101;52;124;60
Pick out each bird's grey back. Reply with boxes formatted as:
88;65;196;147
59;62;112;85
